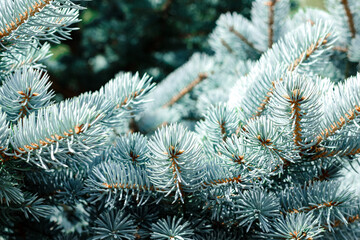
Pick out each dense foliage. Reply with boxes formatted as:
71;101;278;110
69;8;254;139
0;0;359;239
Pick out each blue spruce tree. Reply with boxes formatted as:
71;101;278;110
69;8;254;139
0;0;359;239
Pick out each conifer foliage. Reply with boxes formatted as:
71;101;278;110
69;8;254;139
0;0;360;239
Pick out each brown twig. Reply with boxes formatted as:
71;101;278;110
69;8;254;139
283;89;305;147
341;0;356;38
167;146;185;199
265;0;277;48
228;26;262;53
202;175;242;188
220;38;233;53
287;200;343;214
162;73;208;108
288;33;331;71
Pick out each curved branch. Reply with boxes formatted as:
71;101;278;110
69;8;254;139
0;0;52;39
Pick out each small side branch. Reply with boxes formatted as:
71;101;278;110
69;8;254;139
16;124;86;153
162;73;208;108
253;33;331;119
311;145;360;161
102;182;157;192
327;214;360;229
202;175;242;188
288;33;331;72
284;90;305;147
228;26;261;53
17;88;39;119
0;0;52;39
265;0;277;48
220;38;233;53
252;82;275;118
287;200;343;214
341;0;356;38
316;105;360;144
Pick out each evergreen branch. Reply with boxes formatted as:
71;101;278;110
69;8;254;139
100;72;154;112
267;213;323;239
9;98;106;167
252;81;276;118
315;75;360;149
265;0;277;48
287;93;302;146
93;210;137;240
15;123;89;153
220;38;233;53
287;200;343;214
328;214;360;229
147;124;204;203
287;33;331;72
229;26;261;53
162;73;208;108
254;32;331;117
311;145;360;161
101;182;156;192
340;0;356;38
316;105;360;143
86;161;155;207
231;22;335;123
280;181;355;229
169;146;185;199
333;46;348;52
0;68;54;122
202;175;242;188
0;0;52;39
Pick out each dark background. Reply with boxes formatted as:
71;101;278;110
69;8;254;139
46;0;319;98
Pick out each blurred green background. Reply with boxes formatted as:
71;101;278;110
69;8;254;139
46;0;323;98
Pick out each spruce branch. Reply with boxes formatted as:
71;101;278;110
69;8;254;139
287;32;331;72
312;74;360;158
228;26;261;53
0;68;54;122
340;0;356;38
147;124;204;203
202;175;242;188
265;0;278;48
252;81;276;119
287;200;344;214
230;21;335;122
86;161;155;207
328;214;360;229
220;38;233;53
316;105;360;143
0;0;52;39
162;73;208;108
